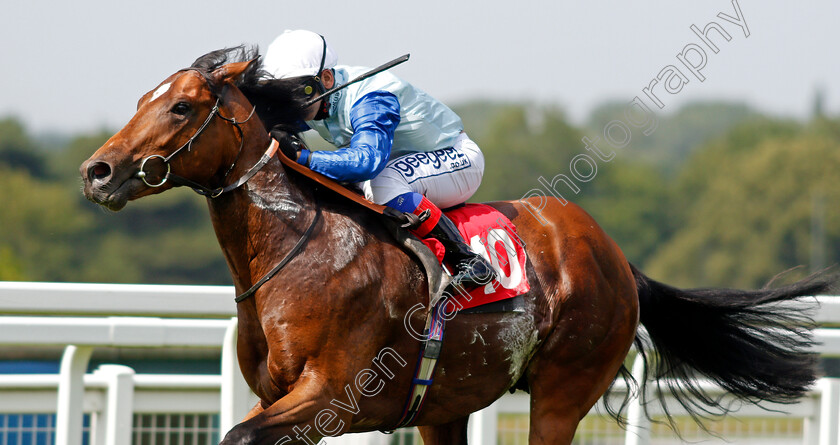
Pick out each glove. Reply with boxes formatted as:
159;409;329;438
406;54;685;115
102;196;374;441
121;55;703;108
271;128;308;164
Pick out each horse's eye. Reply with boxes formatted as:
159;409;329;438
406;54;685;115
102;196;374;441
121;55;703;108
171;102;191;116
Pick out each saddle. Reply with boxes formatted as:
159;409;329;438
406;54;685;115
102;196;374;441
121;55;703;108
277;146;529;306
275;144;530;428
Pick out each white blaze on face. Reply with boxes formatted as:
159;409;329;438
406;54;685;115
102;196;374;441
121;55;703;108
150;82;172;102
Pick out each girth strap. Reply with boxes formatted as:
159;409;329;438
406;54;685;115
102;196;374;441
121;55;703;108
392;298;448;429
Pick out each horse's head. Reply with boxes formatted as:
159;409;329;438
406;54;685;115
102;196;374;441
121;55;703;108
81;59;261;210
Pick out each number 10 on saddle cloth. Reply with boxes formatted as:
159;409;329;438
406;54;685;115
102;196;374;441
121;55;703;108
422;203;530;311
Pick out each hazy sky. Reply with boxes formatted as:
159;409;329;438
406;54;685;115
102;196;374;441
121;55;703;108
1;0;838;134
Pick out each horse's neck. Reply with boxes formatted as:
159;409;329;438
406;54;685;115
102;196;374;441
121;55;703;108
206;161;316;294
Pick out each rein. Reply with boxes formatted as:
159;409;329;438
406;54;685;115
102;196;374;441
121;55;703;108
134;70;320;302
235;201;321;303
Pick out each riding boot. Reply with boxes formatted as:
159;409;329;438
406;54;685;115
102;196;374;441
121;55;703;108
389;192;497;289
427;214;497;289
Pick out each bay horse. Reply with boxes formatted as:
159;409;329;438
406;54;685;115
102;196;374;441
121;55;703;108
80;47;832;444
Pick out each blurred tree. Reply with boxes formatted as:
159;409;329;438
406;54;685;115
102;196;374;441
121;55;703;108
3;101;834;291
576;159;674;266
812;86;826;120
470;104;584;202
74;188;230;285
0;120;230;285
0;247;25;281
667;117;802;233
587;101;757;174
0;118;48;179
453;100;519;144
51;129;115;182
460;102;674;266
0;167;92;280
646;119;840;288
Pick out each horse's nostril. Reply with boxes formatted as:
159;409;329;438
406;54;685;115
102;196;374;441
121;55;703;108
89;162;112;181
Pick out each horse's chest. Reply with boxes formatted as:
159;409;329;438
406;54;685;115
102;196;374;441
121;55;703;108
261;326;313;383
237;310;316;400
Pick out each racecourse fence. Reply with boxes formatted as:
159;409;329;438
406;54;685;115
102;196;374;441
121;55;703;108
0;282;838;445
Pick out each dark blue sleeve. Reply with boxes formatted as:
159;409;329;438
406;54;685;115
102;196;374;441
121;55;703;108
308;91;400;182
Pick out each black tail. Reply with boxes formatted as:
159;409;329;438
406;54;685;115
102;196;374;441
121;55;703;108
626;264;836;429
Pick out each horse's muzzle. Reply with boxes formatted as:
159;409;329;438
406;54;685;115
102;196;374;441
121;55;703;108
85;160;113;184
80;158;137;211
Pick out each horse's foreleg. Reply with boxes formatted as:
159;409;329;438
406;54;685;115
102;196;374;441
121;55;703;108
417;416;469;445
220;383;338;445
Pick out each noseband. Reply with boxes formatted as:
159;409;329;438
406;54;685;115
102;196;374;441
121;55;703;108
136;72;271;198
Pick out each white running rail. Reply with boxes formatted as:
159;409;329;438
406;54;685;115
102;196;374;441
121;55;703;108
0;281;838;445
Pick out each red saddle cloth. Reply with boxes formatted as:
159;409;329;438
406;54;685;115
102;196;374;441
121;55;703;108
421;204;530;311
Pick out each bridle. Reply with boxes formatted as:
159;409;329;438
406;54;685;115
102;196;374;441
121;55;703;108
133;69;321;303
135;72;272;198
129;53;410;301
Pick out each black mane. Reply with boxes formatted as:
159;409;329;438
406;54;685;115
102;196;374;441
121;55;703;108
190;45;311;133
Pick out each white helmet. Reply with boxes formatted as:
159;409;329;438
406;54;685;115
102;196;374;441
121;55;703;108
263;30;338;79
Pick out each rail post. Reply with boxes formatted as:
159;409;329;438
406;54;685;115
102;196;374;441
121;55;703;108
625;353;650;445
818;378;840;445
469;399;499;445
93;365;135;445
56;345;94;445
221;317;252;433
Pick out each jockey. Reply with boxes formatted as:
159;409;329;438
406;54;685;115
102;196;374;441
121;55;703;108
262;29;495;289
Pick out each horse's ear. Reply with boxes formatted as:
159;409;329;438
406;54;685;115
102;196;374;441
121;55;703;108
211;59;258;85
